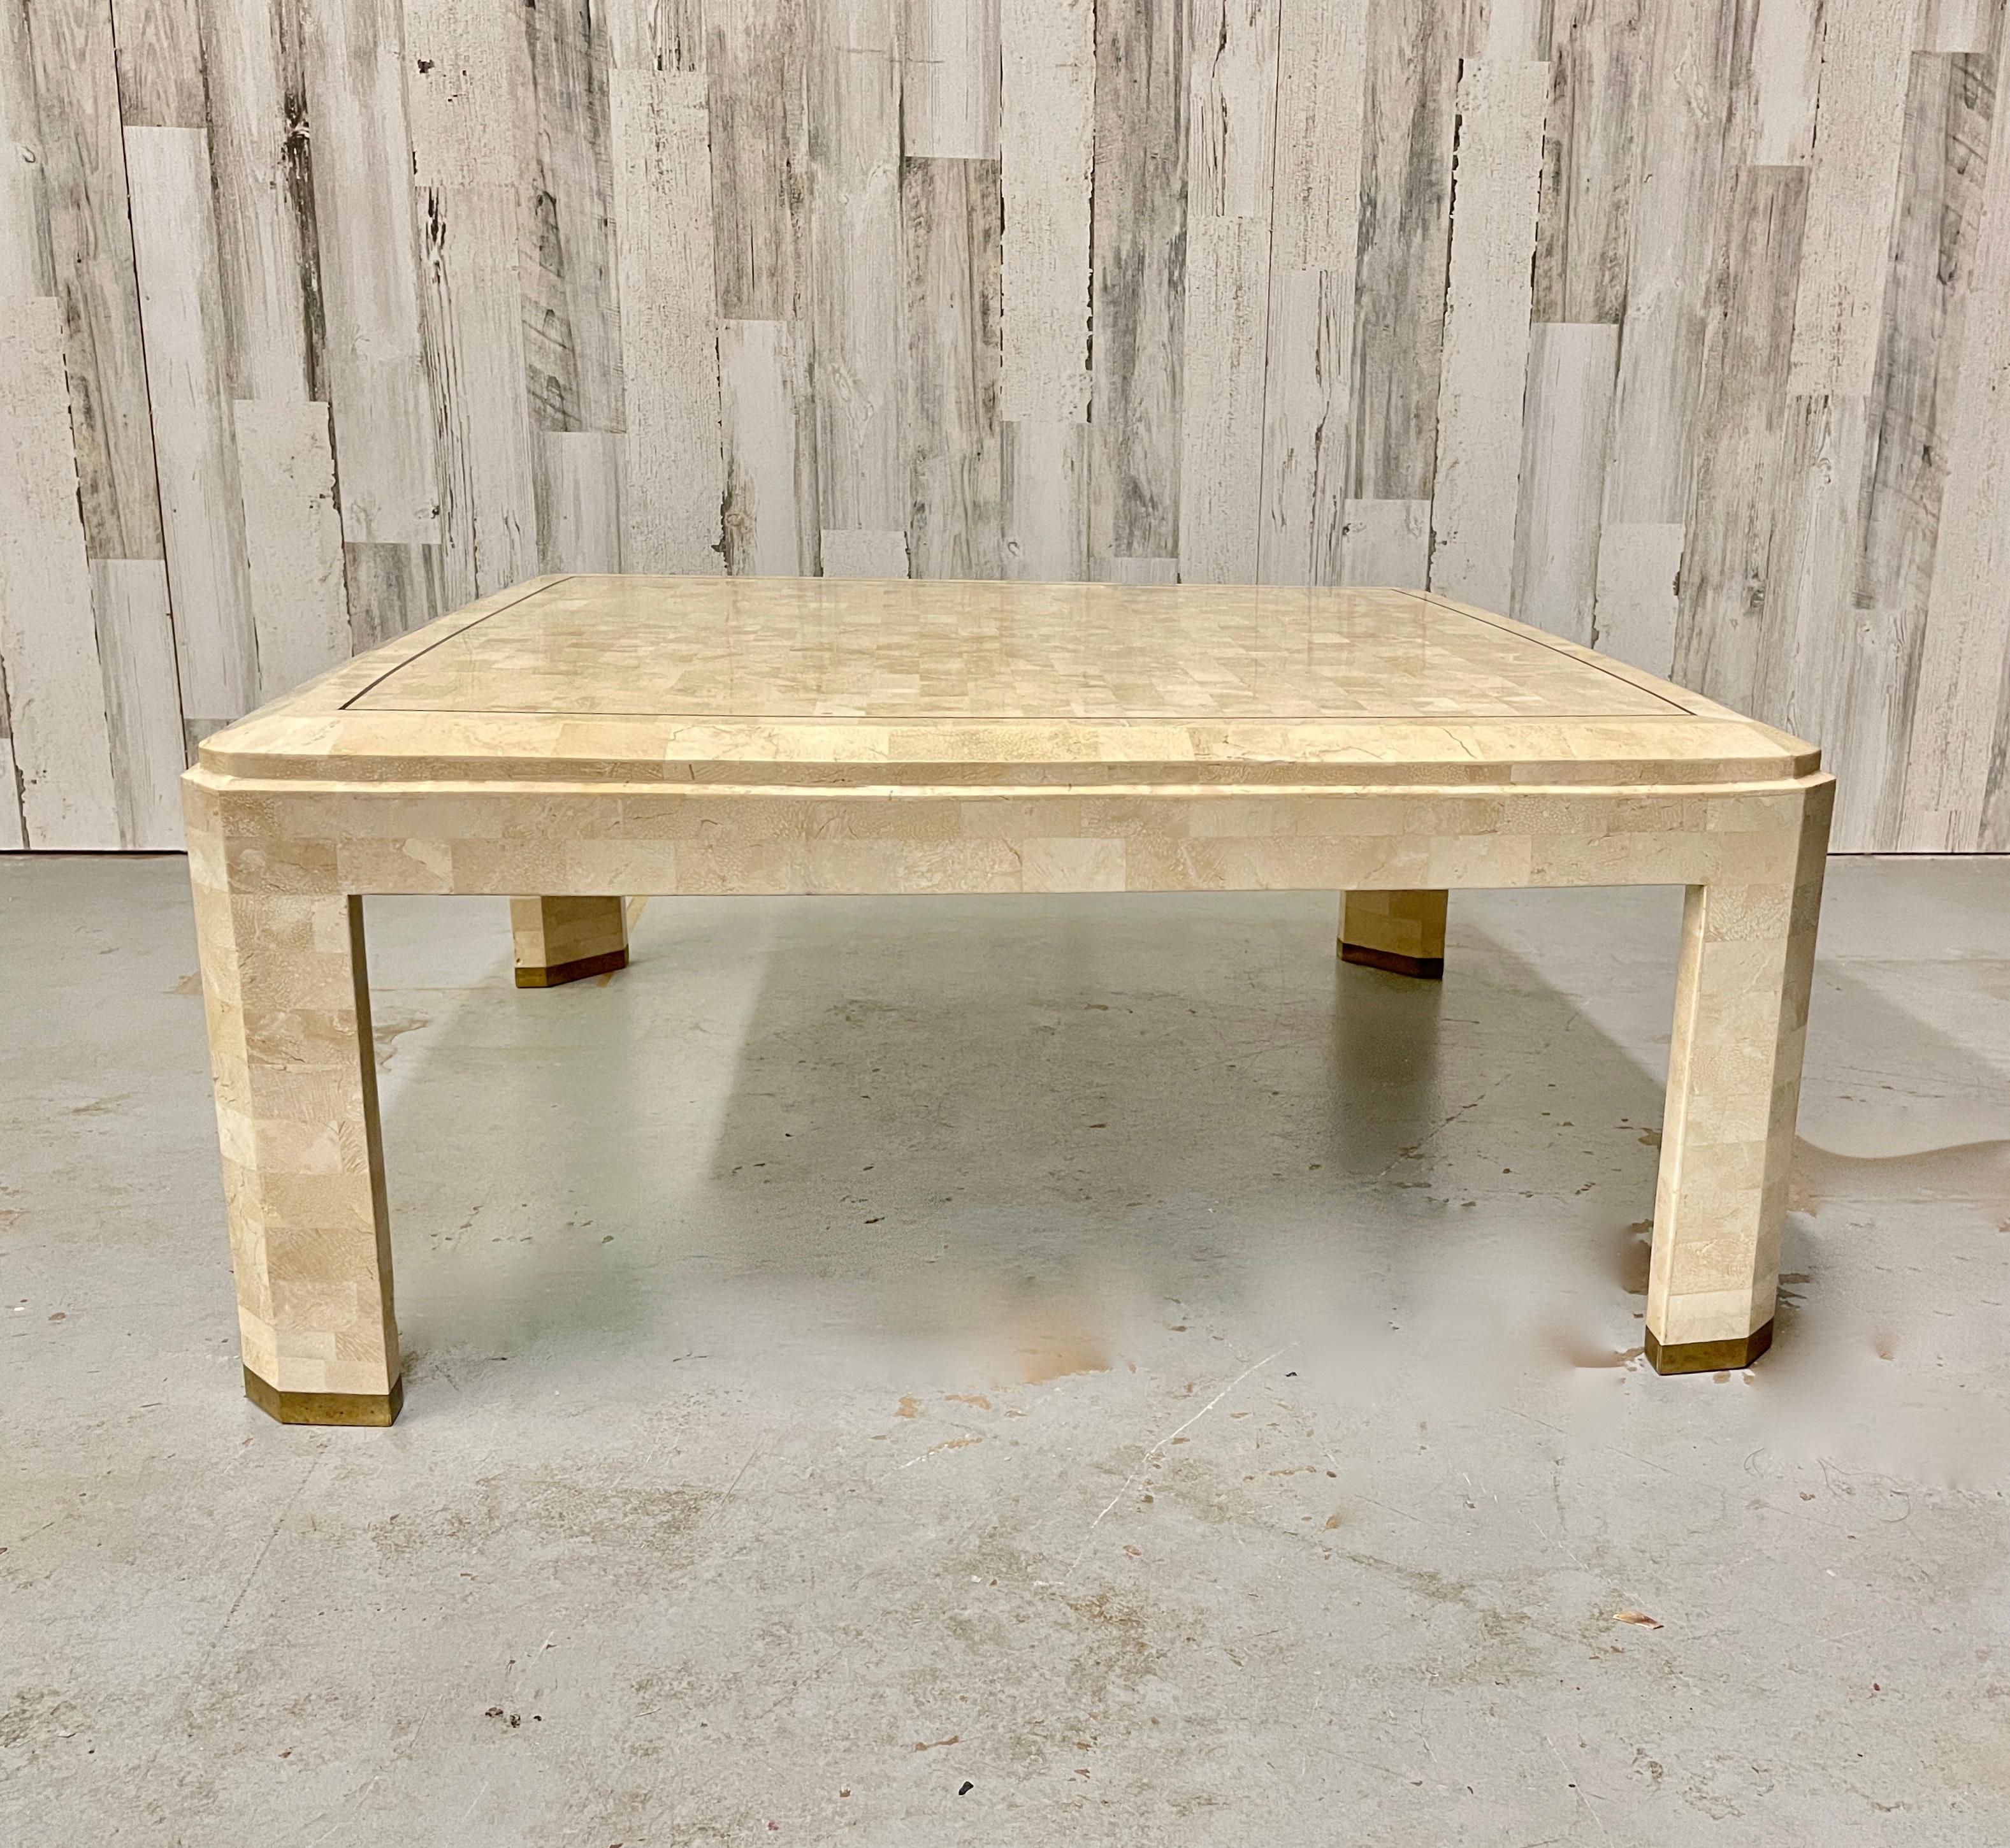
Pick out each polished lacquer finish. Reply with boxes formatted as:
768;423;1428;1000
187;575;1832;1422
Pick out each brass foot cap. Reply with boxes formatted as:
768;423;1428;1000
1340;943;1445;980
245;1367;404;1426
1645;1319;1774;1375
514;948;628;988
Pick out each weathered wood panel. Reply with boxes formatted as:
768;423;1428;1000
611;67;723;572
124;124;259;735
1428;57;1549;612
1000;0;1093;579
539;430;623;572
1838;49;1995;849
1341;498;1430;588
524;0;623;435
811;0;907;542
1176;213;1270;584
1601;0;1733;530
417;182;540;603
0;298;119;847
1592;520;1683;675
999;0;1093;423
1674;163;1809;710
301;0;439;547
904;0;999;157
92;558;183;846
0;0;49;298
1088;0;1185;568
1350;0;1459;504
1788;0;1916;398
7;0;2010;853
901;156;1003;580
1002;419;1090;579
235;398;349;702
1531;0;1639;326
719;319;817;576
28;0;165;561
1907;34;2010;848
199;0;322;402
1513;320;1618;643
1258;0;1365;586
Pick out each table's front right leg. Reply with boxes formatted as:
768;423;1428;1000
1647;846;1826;1373
191;877;401;1426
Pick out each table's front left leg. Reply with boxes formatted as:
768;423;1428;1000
1647;805;1828;1374
191;882;401;1426
510;896;629;987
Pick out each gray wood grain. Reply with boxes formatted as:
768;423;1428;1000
92;557;183;846
0;0;51;298
1002;419;1089;579
904;0;999;157
8;0;2010;854
417;182;540;602
27;0;166;560
1340;497;1429;587
707;0;812;321
720;319;818;575
1905;30;2010;848
1601;0;1733;528
1591;519;1682;674
0;297;119;846
1000;0;1092;578
1788;0;1915;397
301;0;440;546
236;398;350;702
199;0;324;401
1349;0;1458;502
1513;320;1617;642
1258;0;1364;585
125;124;259;730
1674;162;1809;709
611;67;723;572
524;0;624;434
1531;0;1639;325
902;156;1004;579
1839;50;1995;847
1178;212;1269;582
107;0;205;127
811;0;907;538
1428;57;1549;612
539;430;623;572
1088;0;1185;565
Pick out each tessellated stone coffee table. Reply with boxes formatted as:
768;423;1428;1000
185;576;1832;1425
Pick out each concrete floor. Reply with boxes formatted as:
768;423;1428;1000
2;856;2007;1845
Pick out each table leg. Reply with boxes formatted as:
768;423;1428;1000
191;884;401;1426
1647;854;1826;1374
1340;890;1447;979
510;896;629;987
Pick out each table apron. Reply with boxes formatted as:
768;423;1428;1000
184;774;1832;899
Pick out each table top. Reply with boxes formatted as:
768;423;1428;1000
198;575;1820;790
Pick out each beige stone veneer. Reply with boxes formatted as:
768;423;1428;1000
187;575;1832;1422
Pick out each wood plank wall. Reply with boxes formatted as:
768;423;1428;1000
2;0;2007;852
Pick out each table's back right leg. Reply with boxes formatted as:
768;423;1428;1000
510;897;630;987
1340;890;1447;979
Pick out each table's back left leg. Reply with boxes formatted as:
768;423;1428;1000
1340;890;1447;979
510;897;629;987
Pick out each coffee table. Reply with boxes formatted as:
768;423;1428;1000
185;575;1832;1425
